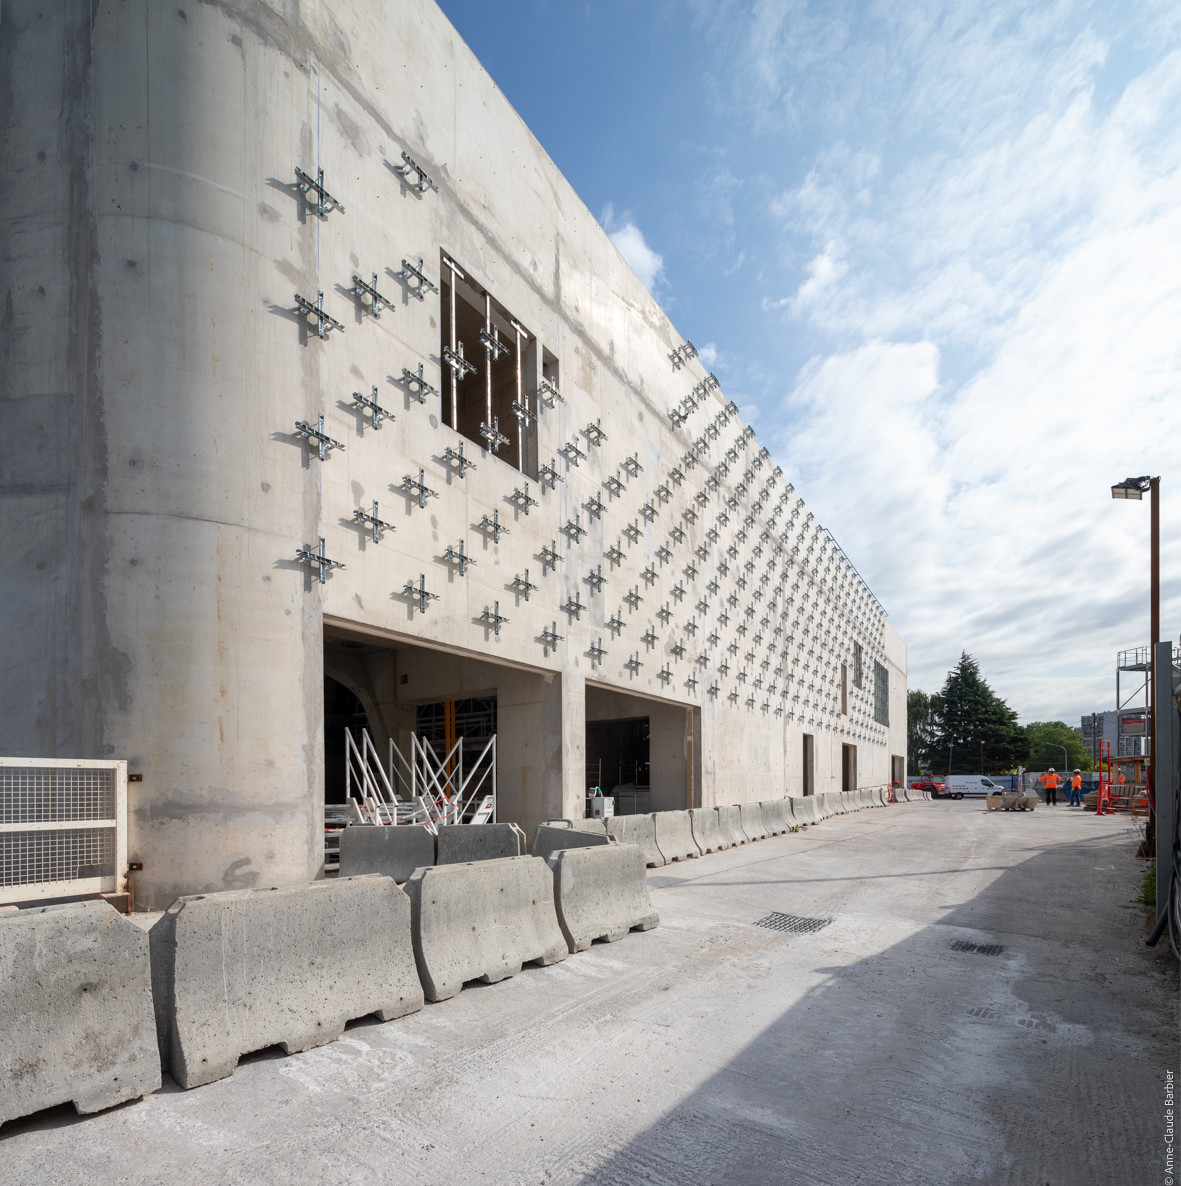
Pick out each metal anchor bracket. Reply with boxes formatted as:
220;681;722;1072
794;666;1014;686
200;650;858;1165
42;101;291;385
621;453;643;477
443;341;477;382
669;340;697;369
442;540;476;575
510;484;539;515
539;460;563;490
294;166;345;218
296;537;344;583
603;475;624;498
352;272;392;317
480;602;509;636
583;495;604;521
623;586;643;611
479;324;511;361
605;543;625;568
442;443;476;477
354;501;394;544
642;627;658;650
561;440;587;467
606;612;625;637
625;653;642;675
539;622;563;654
401;363;438;405
352;386;395;431
402;469;438;509
402;574;439;614
584;565;606;594
537;376;563;408
295;415;344;461
562;516;586;543
587;639;606;667
480;416;509;453
623;520;642;544
658;665;673;685
295;291;344;340
562;592;586;621
539;540;562;574
511;570;539;600
396;257;439;300
396;150;439;195
583;419;607;446
477;510;509;542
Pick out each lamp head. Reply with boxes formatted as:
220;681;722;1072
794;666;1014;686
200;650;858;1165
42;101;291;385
1111;475;1152;500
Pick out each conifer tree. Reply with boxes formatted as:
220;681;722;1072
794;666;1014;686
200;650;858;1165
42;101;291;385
934;652;1029;775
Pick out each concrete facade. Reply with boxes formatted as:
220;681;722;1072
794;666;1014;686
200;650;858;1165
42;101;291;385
0;0;906;909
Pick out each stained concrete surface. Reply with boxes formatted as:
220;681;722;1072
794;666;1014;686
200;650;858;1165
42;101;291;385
0;802;1175;1185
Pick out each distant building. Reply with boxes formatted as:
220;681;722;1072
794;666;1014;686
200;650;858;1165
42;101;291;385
1081;710;1148;760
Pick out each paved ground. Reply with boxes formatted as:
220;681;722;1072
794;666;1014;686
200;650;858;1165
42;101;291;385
1;801;1176;1185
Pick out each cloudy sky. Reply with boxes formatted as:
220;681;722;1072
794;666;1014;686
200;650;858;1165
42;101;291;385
438;0;1181;725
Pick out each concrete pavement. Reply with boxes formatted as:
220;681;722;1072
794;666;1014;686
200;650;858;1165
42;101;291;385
0;801;1175;1185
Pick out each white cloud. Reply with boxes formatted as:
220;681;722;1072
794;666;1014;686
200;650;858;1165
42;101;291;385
697;342;719;368
600;203;665;293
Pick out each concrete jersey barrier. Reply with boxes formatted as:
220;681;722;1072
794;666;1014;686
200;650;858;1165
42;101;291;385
841;790;858;812
436;822;525;864
532;823;611;863
760;800;790;833
689;807;728;852
338;823;436;882
542;818;610;836
150;876;423;1089
715;804;748;846
738;802;768;842
405;856;568;1001
547;844;659;952
819;792;845;816
605;814;666;867
653;810;701;861
1;901;161;1124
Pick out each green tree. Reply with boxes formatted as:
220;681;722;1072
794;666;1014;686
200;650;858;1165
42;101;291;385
1024;721;1092;772
907;689;942;773
935;652;1029;775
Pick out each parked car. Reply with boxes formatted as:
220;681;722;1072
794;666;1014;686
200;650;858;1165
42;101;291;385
911;780;961;800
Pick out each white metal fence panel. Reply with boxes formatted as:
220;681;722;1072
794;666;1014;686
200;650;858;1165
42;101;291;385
0;758;127;904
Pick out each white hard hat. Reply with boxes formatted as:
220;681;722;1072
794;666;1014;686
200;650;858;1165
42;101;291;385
1048;767;1055;772
1074;768;1080;773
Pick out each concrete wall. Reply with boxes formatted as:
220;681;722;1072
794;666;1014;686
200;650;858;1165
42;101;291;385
0;0;906;907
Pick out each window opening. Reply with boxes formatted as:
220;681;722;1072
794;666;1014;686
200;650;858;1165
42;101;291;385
873;661;889;726
853;642;863;689
840;663;848;716
440;253;538;478
802;732;815;796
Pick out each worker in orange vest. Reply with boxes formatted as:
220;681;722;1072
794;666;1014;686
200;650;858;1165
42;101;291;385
1043;768;1061;807
1069;769;1083;807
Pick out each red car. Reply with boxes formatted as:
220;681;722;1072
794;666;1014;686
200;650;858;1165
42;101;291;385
911;780;964;800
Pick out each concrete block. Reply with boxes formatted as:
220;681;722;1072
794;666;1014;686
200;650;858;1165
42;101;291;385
819;792;845;816
690;807;728;852
840;790;857;812
605;814;666;867
404;857;568;1002
739;802;768;841
653;810;701;861
542;818;609;836
149;877;423;1089
532;823;611;863
547;844;659;952
0;901;160;1124
759;800;789;834
338;823;437;882
716;804;748;845
436;822;525;865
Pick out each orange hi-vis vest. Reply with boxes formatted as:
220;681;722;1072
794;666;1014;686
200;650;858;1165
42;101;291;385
1072;774;1082;790
1044;772;1062;789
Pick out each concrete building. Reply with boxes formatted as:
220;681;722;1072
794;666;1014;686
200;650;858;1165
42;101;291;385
0;0;906;910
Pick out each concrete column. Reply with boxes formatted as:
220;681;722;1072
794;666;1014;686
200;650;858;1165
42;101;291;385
1153;639;1179;919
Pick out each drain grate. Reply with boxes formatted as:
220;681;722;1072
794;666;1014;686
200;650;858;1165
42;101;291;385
949;939;1005;956
752;912;833;935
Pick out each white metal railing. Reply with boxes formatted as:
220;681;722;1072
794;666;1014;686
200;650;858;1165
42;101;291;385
1;758;127;904
342;728;496;829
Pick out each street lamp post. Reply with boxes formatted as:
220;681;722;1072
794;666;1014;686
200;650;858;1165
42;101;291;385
1111;474;1160;847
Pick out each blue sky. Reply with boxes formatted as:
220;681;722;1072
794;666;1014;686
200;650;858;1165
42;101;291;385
437;0;1181;725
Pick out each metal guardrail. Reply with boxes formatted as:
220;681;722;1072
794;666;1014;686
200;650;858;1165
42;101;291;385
1;758;127;904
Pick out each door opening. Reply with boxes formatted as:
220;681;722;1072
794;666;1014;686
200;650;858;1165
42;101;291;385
325;677;370;804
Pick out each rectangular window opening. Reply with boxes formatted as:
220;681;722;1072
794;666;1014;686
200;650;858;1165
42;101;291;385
440;252;538;479
842;743;857;793
802;733;815;796
840;663;848;716
852;642;863;689
873;660;889;727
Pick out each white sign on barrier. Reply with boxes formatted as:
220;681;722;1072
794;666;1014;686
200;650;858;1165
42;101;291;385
0;758;127;904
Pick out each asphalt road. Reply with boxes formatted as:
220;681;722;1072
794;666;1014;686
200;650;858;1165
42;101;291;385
1;800;1175;1185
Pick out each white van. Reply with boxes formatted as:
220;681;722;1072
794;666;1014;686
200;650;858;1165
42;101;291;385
945;776;1008;798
